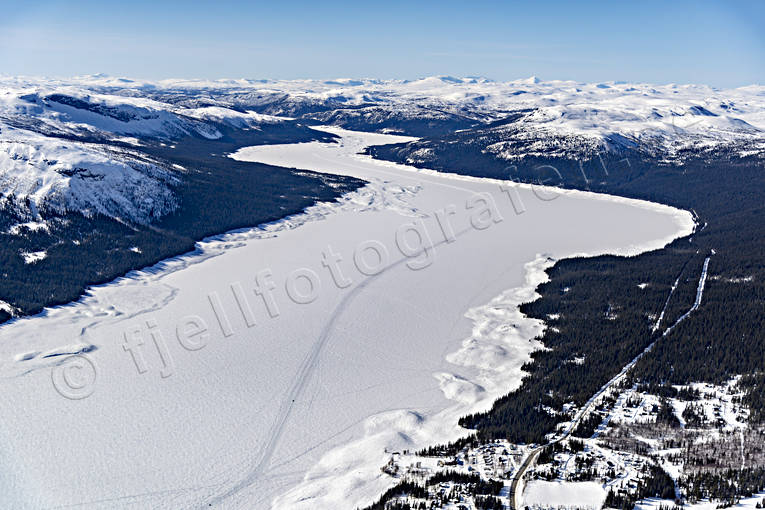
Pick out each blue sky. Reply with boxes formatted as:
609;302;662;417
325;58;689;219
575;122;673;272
0;0;762;87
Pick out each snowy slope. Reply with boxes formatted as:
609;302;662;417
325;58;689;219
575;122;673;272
0;76;753;508
18;74;760;161
1;75;762;224
0;79;300;224
0;125;178;223
0;86;223;140
0;122;181;223
0;127;693;509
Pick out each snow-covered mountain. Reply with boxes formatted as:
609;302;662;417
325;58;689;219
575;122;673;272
0;80;293;224
0;126;178;224
0;77;365;322
33;74;763;159
1;75;763;224
1;76;764;509
244;77;765;161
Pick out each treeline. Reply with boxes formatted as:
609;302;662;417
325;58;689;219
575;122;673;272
428;471;503;494
417;434;478;457
573;412;604;439
680;467;765;505
740;373;765;423
363;481;427;510
361;471;503;510
537;439;586;465
0;123;363;322
459;241;696;443
604;464;677;509
373;132;765;441
635;383;702;401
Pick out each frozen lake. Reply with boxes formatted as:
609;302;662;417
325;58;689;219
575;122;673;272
0;128;693;509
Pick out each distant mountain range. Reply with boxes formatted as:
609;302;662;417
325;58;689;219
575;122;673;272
2;75;762;223
2;76;765;508
0;75;763;321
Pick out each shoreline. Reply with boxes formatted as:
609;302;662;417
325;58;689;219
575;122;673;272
233;127;695;508
0;127;695;509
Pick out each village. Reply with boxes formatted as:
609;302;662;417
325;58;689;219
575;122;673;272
369;378;764;510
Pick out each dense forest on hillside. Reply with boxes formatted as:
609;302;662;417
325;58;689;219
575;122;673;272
0;124;363;323
370;137;765;443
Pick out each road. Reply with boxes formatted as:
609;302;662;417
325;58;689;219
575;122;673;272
508;253;712;509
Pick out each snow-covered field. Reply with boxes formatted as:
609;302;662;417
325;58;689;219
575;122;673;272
0;128;693;509
523;480;606;509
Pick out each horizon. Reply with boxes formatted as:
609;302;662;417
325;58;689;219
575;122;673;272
2;73;762;90
2;3;765;508
0;0;763;89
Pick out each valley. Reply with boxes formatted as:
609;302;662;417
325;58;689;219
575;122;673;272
0;126;691;508
0;76;762;510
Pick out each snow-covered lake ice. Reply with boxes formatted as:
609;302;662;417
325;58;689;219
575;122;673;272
0;128;693;509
